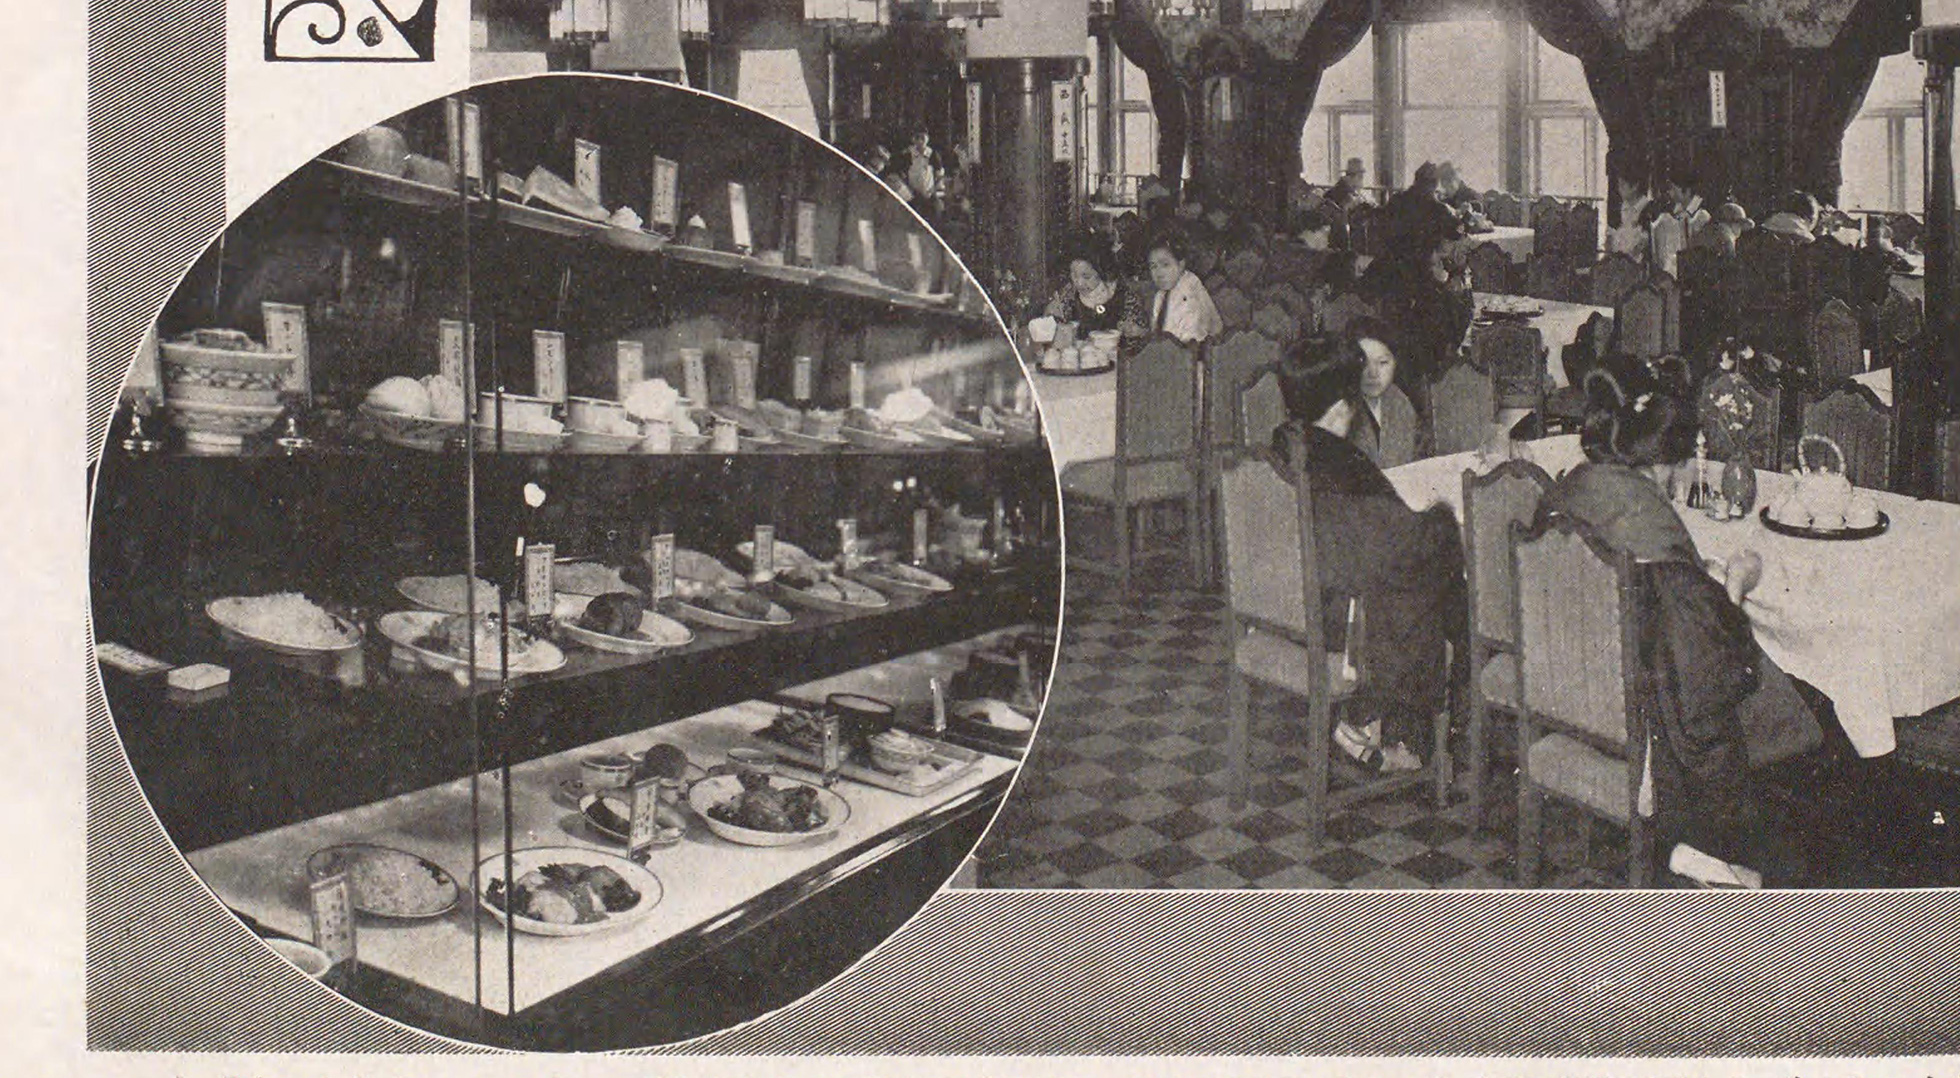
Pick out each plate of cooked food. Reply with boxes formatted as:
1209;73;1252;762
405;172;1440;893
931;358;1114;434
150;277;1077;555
207;593;361;656
577;788;691;848
305;843;460;920
667;585;794;630
765;565;888;613
687;771;849;847
478;847;662;937
732;538;825;577
395;575;504;615
847;559;953;594
553;593;693;654
376;611;566;678
551;561;642;599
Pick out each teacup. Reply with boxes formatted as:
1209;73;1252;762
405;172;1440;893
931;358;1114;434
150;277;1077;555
580;752;637;790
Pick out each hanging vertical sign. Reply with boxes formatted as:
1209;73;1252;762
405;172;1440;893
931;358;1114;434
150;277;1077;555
1709;71;1728;129
679;347;708;405
574;139;603;206
794;201;819;267
856;219;879;275
966;82;983;166
445;99;484;188
532;330;567;404
614;339;644;398
1051;82;1075;161
849;362;868;411
650;156;680;234
861;83;873;120
792;355;814;403
728;182;753;254
261;302;310;399
439;319;473;386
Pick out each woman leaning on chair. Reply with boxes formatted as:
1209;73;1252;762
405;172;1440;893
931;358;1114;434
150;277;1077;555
1269;332;1466;774
1539;359;1839;887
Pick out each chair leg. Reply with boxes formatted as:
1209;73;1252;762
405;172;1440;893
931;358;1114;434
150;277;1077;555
1305;702;1332;848
1187;491;1208;588
1516;744;1541;887
1628;813;1652;889
1467;687;1487;826
1113;502;1132;593
1227;659;1250;810
1430;704;1451;810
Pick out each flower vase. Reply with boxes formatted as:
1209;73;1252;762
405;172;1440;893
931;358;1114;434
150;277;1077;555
1721;451;1757;515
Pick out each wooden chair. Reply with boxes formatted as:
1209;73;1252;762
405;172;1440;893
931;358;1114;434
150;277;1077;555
1530;195;1563;235
1471;320;1547;416
1615;280;1668;361
1213;285;1253;333
1061;337;1205;591
1206;332;1281;452
1460;458;1554;823
1251;303;1300;348
1489;192;1526;229
1237;369;1286;451
1217;444;1450;829
1588;253;1645;309
1321;291;1376;337
1563;202;1599;265
1699;367;1784;472
1810;234;1855;306
1429;358;1496;457
1676;246;1727;366
1732;229;1804;359
1225;248;1266;293
1874;286;1922;371
1512;513;1657;887
1803;383;1893;491
1807;296;1864;384
1467;240;1516;296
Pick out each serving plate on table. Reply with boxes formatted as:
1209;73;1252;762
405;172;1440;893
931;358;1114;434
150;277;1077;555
552;594;694;654
1758;507;1890;541
666;591;794;631
577;790;688;848
305;843;460;920
770;428;848;450
469;424;568;454
477;847;663;937
395;575;503;615
205;597;362;657
840;426;929;450
764;573;888;614
376;611;566;679
755;725;983;797
358;404;462;451
845;559;953;594
686;773;850;846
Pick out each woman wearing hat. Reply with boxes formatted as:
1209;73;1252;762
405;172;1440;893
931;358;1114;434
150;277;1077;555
1687;201;1755;258
1268;332;1466;774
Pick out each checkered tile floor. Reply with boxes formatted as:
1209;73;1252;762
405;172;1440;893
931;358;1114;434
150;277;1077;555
976;575;1631;889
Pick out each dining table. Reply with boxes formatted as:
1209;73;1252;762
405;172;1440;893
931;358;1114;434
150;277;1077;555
1384;434;1960;758
1471;293;1613;388
1469;226;1535;262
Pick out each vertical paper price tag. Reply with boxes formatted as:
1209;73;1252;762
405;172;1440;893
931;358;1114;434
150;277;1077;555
712;419;741;453
1708;70;1728;129
849;362;867;411
795;201;818;266
836;518;858;567
439;319;472;385
966;83;984;165
752;524;775;581
462;103;484;184
1051;82;1076;161
308;872;356;968
524;542;555;621
856;219;878;275
628;777;664;856
445;98;463;174
650;157;680;233
913;508;930;565
992;496;1007;552
615;340;645;397
681;349;709;405
533;330;567;403
906;233;927;284
731;352;758;410
574;139;603;206
728;182;753;253
650;535;676;601
261;302;310;398
792;356;814;403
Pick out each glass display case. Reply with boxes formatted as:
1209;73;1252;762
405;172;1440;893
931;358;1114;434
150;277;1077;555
88;75;1058;1049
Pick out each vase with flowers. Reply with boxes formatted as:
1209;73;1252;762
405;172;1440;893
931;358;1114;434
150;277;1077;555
1699;339;1763;514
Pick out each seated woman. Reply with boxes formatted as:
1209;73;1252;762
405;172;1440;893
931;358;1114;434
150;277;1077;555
1040;240;1150;349
1269;334;1466;773
1538;360;1832;887
1342;317;1423;469
1145;232;1224;345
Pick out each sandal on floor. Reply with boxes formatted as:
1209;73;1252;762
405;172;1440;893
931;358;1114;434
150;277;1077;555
1334;721;1380;767
1378;743;1423;773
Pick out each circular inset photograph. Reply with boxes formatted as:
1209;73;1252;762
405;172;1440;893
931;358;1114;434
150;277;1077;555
88;74;1059;1050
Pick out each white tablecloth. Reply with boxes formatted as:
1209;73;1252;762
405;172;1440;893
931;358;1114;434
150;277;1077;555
1471;226;1535;261
1473;293;1613;388
1386;438;1960;757
1032;370;1116;469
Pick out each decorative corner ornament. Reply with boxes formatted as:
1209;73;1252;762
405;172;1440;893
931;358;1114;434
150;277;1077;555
266;0;437;62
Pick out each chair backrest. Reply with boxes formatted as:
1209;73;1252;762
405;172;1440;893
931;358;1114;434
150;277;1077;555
1616;280;1668;360
1880;284;1924;344
1807;296;1863;383
1803;385;1893;490
1219;445;1320;644
1699;369;1782;471
1530;195;1563;234
1237;369;1286;451
1649;270;1682;354
1467;240;1515;295
1225;248;1266;292
1430;359;1496;456
1206;331;1282;446
1490;192;1526;228
1588;252;1645;309
1565;311;1612;388
1676;246;1727;360
1116;337;1201;466
1513;513;1644;751
1462;458;1554;650
1214;284;1253;331
1888;212;1925;251
1810;234;1855;305
1470;321;1546;410
1251;303;1299;347
1321;292;1376;336
1564;202;1600;263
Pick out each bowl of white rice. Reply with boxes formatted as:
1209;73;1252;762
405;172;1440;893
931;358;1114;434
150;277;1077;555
206;593;361;656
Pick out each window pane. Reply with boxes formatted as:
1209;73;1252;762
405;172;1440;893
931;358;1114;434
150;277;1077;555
1123;110;1155;178
1839;116;1891;211
1406;21;1501;107
1904;115;1924;213
1406;109;1497;190
1121;57;1147;104
1301;112;1332;185
1867;51;1925;108
1338;112;1374;187
1083;104;1101;183
1084;41;1099;108
1534;117;1589;197
1533;35;1590;103
1318;28;1373;104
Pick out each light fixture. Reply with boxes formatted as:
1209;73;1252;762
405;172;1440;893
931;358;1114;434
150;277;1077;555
550;0;612;42
678;0;710;41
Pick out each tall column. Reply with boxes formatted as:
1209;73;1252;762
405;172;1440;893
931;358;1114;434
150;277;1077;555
973;57;1080;301
1908;26;1960;498
1372;19;1402;193
1500;16;1529;195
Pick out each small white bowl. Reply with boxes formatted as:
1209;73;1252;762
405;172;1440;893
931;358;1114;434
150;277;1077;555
567;396;633;433
475;390;556;428
263;937;332;979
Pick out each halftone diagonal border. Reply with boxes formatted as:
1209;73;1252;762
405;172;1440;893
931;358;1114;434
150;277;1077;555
82;0;1960;1057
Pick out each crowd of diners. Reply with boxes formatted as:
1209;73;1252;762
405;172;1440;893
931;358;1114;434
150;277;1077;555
1025;156;1929;888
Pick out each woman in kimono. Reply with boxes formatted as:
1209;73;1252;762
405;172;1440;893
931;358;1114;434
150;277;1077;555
1269;334;1466;773
1342;317;1424;469
1539;360;1831;886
